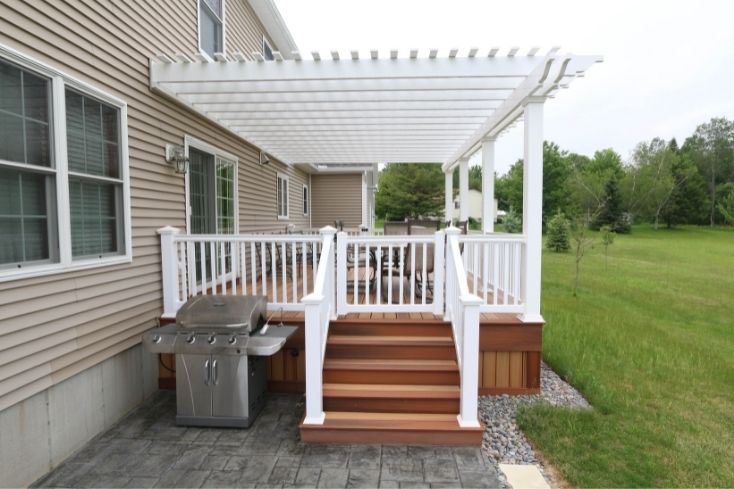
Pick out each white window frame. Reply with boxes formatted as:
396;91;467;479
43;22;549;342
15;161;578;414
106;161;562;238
0;43;132;282
197;0;227;60
302;183;309;216
276;172;289;220
183;135;239;235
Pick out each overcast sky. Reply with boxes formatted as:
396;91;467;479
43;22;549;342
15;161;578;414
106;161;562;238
275;0;734;175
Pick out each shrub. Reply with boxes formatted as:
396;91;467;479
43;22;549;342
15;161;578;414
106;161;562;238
504;207;522;233
546;210;571;252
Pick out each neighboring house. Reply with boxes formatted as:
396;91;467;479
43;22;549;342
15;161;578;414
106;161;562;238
0;1;600;485
452;189;499;222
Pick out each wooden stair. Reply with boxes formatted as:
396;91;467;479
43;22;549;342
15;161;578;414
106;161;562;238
299;318;484;445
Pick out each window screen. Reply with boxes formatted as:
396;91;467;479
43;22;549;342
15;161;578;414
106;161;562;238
66;89;123;258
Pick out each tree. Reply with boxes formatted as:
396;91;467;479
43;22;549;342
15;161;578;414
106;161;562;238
600;225;615;270
494;141;573;227
503;207;522;233
682;118;734;225
568;149;624;216
571;215;595;297
660;144;709;227
592;176;629;233
718;184;734;225
452;164;483;192
545;210;571;252
375;163;444;220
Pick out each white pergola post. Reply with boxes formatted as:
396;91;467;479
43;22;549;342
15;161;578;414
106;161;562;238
481;138;496;233
521;99;545;323
459;157;469;222
444;170;453;224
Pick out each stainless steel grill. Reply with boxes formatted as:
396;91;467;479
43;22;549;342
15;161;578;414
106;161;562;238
143;295;296;428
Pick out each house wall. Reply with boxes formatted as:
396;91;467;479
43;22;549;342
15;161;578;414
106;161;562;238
310;173;364;228
0;1;308;484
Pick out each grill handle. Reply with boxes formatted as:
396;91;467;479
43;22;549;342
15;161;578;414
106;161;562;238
204;359;211;385
212;360;219;386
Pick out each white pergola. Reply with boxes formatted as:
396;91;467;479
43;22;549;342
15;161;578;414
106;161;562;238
150;48;601;322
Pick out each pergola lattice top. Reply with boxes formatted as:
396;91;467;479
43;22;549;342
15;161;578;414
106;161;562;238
150;48;601;169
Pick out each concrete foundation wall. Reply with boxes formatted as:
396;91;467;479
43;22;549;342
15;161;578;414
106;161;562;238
0;344;157;488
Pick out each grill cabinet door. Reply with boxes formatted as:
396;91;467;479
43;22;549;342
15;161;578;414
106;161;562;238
211;354;248;418
176;353;213;417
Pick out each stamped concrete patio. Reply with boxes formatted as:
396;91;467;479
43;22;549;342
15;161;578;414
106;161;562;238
33;392;502;488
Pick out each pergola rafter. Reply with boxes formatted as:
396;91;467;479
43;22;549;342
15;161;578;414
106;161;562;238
149;48;601;166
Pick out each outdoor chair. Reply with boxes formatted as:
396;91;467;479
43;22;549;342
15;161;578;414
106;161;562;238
404;226;435;298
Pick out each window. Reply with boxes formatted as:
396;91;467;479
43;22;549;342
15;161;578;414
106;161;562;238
302;184;309;215
262;37;274;61
199;0;225;58
66;90;124;257
276;173;288;219
0;59;56;267
0;45;130;280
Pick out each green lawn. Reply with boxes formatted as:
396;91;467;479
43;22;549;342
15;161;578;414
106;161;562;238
518;225;734;487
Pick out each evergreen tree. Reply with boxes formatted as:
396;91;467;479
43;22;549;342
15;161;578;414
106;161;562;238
375;163;444;220
592;176;629;233
545;210;571;252
503;207;522;233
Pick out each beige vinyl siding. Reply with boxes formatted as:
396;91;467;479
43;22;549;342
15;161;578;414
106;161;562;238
310;173;364;228
0;0;309;412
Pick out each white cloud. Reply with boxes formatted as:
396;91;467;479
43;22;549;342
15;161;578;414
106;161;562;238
275;0;734;174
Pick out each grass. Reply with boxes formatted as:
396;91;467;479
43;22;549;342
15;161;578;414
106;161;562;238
517;225;734;487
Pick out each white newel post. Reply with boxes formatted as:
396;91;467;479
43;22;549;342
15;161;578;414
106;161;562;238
157;226;180;319
432;230;445;316
459;157;469;223
521;99;545;323
481;138;496;233
458;293;482;428
336;231;348;316
444;170;453;224
302;292;325;425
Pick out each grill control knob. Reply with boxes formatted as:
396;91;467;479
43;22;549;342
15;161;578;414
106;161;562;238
228;336;236;345
207;335;216;344
186;335;195;344
152;334;161;344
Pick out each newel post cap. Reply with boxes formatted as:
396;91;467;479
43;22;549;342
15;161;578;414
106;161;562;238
157;226;181;235
319;225;337;236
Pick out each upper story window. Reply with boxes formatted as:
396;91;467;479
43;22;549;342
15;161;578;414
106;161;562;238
262;37;274;61
0;45;130;281
276;173;289;219
302;184;309;215
199;0;225;58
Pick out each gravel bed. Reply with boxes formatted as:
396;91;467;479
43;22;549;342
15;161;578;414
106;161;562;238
479;362;591;486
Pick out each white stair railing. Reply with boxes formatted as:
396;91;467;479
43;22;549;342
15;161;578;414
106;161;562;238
302;226;337;425
459;234;525;313
336;231;445;315
444;227;482;428
157;226;323;318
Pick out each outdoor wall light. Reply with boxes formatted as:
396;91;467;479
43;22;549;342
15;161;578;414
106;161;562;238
259;151;271;166
165;144;189;174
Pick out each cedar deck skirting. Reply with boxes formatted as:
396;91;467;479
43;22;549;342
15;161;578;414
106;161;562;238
159;315;542;396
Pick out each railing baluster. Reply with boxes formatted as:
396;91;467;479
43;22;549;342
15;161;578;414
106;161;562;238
376;244;381;305
281;241;287;303
220;242;226;294
187;241;195;297
302;241;308;298
260;241;267;297
272;242;278;304
209;242;216;294
387;244;393;305
472;243;479;294
398;245;404;305
251;242;257;295
365;244;370;305
410;243;415;305
492;242;499;305
240;241;247;295
503;242;510;305
353;243;359;305
199;241;207;295
421;242;427;305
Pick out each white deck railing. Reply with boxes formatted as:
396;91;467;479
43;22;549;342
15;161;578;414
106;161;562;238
157;227;323;318
459;234;525;313
336;232;444;316
444;228;482;427
302;227;337;425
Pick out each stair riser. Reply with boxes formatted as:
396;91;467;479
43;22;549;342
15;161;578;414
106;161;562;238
324;397;459;414
326;345;456;360
300;427;483;445
324;370;459;385
330;323;452;337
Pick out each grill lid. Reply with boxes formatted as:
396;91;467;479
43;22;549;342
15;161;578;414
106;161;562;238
176;295;266;332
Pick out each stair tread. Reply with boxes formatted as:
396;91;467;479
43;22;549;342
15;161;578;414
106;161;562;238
301;411;483;432
324;358;458;371
328;335;453;345
323;383;459;399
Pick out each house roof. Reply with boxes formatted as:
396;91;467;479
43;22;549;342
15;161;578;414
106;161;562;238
150;48;601;169
248;0;299;58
